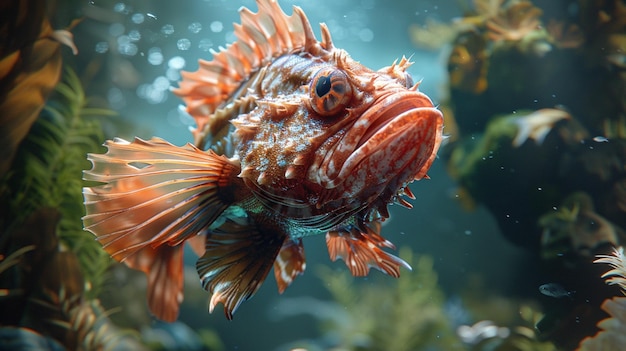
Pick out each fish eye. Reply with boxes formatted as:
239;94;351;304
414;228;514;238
309;67;352;117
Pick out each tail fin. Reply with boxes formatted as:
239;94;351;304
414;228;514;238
83;137;241;320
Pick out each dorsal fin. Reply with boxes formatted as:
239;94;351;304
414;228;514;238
172;0;334;142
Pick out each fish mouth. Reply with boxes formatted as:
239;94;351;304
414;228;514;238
316;90;443;190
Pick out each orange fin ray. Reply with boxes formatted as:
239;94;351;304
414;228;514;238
273;238;306;294
83;137;241;261
326;225;411;278
123;244;185;322
196;217;286;319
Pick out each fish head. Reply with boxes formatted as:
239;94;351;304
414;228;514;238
235;52;444;217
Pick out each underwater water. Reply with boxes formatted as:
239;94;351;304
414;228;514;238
2;0;625;350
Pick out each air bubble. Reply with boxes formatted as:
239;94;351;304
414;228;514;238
118;34;132;45
359;28;374;42
113;2;126;13
153;76;170;91
128;29;141;41
188;22;202;34
137;83;167;104
210;21;223;33
168;56;186;70
161;24;175;35
147;47;163;65
118;43;138;56
131;13;145;24
109;23;125;37
166;68;181;81
198;38;213;51
107;87;125;109
177;38;191;50
95;41;109;54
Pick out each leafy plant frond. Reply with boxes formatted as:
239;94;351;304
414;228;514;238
0;245;36;275
30;286;138;351
595;247;626;293
1;68;114;298
312;248;463;351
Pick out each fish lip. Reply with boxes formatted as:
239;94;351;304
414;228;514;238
318;90;442;188
354;91;436;150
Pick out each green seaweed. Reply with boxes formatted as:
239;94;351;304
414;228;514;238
0;68;115;299
290;248;464;351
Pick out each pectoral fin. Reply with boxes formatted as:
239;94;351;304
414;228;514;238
274;238;306;294
326;223;411;277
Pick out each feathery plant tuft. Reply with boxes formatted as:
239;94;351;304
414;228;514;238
314;248;463;351
595;247;626;293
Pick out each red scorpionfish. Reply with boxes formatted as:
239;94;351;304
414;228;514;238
83;0;444;321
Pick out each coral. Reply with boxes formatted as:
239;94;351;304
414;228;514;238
485;1;543;42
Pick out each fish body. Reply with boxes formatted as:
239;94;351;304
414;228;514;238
83;0;444;321
539;283;575;299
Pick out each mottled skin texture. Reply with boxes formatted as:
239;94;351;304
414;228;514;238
82;0;444;322
231;53;441;229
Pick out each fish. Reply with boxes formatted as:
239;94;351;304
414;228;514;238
539;283;575;299
82;0;444;321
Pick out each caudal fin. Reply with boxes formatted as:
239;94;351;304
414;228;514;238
83;137;242;320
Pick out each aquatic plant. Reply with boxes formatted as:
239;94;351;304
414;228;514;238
410;0;544;51
595;247;626;294
456;279;559;351
1;68;114;298
577;296;626;350
545;20;585;49
0;1;72;175
278;248;463;351
410;0;626;348
539;192;622;260
0;206;143;351
575;247;626;350
0;67;149;350
28;285;138;351
472;0;504;19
